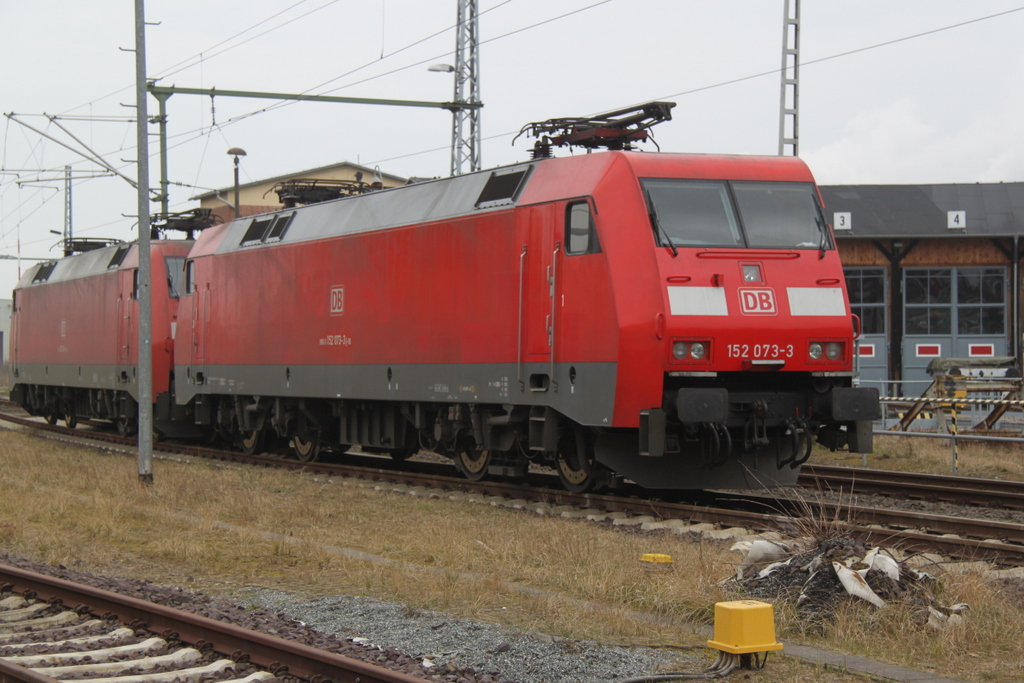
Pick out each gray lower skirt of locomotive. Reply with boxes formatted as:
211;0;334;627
610;385;880;489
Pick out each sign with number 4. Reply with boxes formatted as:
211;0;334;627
948;211;966;229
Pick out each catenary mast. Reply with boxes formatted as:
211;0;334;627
778;0;800;156
451;0;481;175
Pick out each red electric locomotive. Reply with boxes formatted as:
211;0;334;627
172;105;878;491
10;233;195;437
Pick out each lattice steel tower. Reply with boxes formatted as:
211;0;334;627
778;0;800;156
450;0;481;175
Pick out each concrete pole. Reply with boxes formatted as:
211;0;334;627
134;0;154;485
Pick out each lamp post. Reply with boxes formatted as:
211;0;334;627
228;147;247;220
428;65;461;176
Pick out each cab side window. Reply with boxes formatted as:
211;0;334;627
184;260;196;295
565;201;599;255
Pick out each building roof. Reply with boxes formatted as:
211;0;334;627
821;182;1024;239
192;160;408;201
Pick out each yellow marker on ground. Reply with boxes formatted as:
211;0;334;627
706;600;784;655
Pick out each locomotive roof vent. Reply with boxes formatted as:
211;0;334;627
240;213;296;247
32;261;58;283
475;166;533;209
107;245;131;269
514;101;676;159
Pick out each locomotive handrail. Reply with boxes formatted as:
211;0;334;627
550;241;560;392
518;246;527;392
695;250;801;259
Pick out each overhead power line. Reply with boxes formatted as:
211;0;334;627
53;0;339;118
650;4;1024;104
367;4;1024;168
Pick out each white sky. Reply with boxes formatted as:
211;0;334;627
2;1;1024;296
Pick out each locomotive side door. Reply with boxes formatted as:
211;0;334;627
115;269;135;384
521;204;559;392
184;260;207;384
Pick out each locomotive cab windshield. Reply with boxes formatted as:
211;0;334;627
643;179;832;251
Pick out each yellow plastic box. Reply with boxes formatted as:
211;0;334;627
706;600;784;654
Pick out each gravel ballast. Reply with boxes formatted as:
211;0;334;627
0;552;701;683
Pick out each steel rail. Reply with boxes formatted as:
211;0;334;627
0;564;426;683
801;463;1024;510
0;659;61;683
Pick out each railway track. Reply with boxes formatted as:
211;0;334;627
801;463;1024;510
5;410;1024;565
0;564;428;683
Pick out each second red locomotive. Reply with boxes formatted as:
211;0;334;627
10;238;192;436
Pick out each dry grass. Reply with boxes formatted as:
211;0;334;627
817;433;1024;481
1;428;1022;681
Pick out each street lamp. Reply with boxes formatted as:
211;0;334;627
227;147;247;220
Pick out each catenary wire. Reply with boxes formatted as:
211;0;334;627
12;0;606;204
4;4;1024;251
359;4;1024;168
50;1;338;120
2;0;528;205
644;4;1024;105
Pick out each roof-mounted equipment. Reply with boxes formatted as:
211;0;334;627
514;101;676;159
269;178;372;207
52;237;125;256
150;208;223;240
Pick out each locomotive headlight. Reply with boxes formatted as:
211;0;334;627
689;342;706;359
673;342;689;359
808;342;823;360
826;342;842;360
741;264;762;283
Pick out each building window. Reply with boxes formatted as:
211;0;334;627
844;267;886;335
904;268;951;335
957;267;1005;335
904;267;1005;337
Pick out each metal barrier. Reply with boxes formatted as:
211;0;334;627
873;393;1024;473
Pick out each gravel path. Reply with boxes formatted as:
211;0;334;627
248;589;700;683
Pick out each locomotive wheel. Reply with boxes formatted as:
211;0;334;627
456;444;491;481
292;433;322;462
556;433;599;493
239;428;266;455
64;411;78;430
116;417;137;437
45;412;59;426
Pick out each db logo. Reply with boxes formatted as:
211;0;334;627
330;286;345;316
739;288;777;315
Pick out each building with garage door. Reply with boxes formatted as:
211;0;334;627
823;182;1024;397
